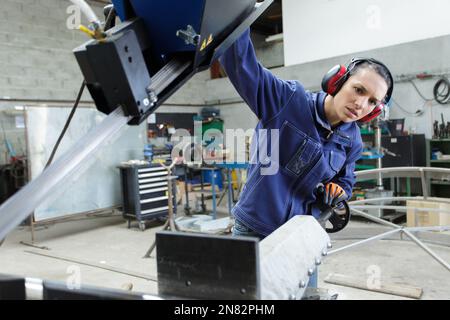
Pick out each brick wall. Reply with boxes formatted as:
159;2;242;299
0;0;106;101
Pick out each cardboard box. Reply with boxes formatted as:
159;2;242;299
406;200;450;228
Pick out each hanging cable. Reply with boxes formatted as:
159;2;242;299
44;7;117;169
69;0;100;25
433;77;450;105
391;98;425;116
45;82;85;169
70;0;107;40
408;79;434;101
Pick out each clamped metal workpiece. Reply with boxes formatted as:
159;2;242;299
0;216;331;300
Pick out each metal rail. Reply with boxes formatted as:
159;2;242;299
355;166;450;199
329;167;450;273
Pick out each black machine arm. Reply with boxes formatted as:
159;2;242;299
73;0;274;125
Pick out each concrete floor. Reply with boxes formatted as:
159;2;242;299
0;203;449;300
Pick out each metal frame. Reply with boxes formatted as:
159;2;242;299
329;167;450;272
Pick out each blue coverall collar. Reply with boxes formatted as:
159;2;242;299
315;92;353;134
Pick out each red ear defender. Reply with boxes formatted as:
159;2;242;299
321;65;348;96
322;58;394;123
358;104;383;123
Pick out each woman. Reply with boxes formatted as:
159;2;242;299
219;29;393;240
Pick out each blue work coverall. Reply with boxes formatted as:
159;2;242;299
219;30;363;237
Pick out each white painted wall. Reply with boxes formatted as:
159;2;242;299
283;0;450;66
206;32;450;139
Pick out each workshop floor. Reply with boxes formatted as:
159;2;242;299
0;201;449;300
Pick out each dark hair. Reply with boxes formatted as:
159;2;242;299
349;61;392;100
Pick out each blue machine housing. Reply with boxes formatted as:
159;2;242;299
74;0;272;124
111;0;255;70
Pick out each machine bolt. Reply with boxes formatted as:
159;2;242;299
299;280;306;288
322;249;328;256
146;90;158;106
289;294;296;300
240;288;246;294
315;258;322;266
143;98;150;107
185;280;191;287
308;268;314;276
176;25;201;46
327;242;332;249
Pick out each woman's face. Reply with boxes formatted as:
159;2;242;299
333;68;388;123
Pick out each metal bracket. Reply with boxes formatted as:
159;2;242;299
145;89;158;108
176;25;201;46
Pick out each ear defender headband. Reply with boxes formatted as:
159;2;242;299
321;58;394;123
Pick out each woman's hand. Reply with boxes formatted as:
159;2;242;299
315;182;347;208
